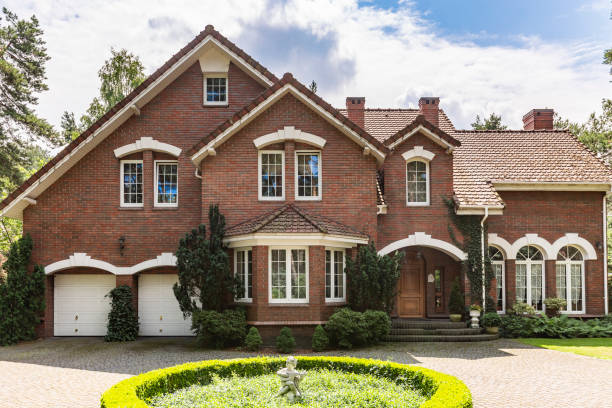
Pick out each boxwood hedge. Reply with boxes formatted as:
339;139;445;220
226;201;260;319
100;356;472;408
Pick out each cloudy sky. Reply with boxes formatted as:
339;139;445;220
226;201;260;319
5;0;612;130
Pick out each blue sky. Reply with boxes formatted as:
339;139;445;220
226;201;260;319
4;0;611;131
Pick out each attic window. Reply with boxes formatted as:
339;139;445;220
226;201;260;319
204;75;227;105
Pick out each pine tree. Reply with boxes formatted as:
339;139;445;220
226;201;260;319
471;113;507;130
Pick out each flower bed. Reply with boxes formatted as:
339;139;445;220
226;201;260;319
100;356;472;408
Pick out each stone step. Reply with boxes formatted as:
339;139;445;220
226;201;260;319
391;319;467;330
390;328;482;336
384;333;499;342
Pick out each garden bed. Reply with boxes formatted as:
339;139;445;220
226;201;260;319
100;356;472;408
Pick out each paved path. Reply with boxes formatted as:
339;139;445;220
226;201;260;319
0;337;610;407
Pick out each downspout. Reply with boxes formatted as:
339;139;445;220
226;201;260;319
481;207;489;313
604;195;609;315
194;169;202;179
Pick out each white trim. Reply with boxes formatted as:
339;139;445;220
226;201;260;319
325;248;346;303
154;160;179;207
487;234;512;259
295;150;322;201
268;247;309;304
401;146;435;162
456;207;504;215
45;252;176;275
493;182;612;192
387;125;455;151
253;126;327;149
406;159;430;206
551;233;597;260
119;160;143;208
225;233;367;248
258;150;285;201
510;234;554;260
0;34;273;220
488;245;506;314
604;195;609;315
555;247;586;314
190;83;386;165
378;232;467;261
377;204;388;215
234;247;253;303
203;73;228;106
515;254;546;312
113;137;181;158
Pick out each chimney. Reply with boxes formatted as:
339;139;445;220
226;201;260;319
418;97;440;127
522;109;554;130
346;97;365;129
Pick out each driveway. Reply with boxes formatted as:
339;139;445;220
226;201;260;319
1;337;610;408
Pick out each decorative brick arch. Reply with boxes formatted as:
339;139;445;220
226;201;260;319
378;232;467;261
44;253;177;275
509;234;554;260
551;233;597;260
253;126;327;149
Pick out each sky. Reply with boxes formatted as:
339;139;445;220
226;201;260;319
5;0;612;131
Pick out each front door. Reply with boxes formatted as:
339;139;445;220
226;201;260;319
397;250;425;317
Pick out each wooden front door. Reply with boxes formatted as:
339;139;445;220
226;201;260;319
397;250;425;317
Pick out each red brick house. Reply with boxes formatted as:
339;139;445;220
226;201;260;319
1;26;609;338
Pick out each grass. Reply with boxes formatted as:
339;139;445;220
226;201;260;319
148;369;427;408
517;338;612;360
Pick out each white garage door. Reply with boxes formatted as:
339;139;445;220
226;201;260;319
138;274;194;336
54;274;115;336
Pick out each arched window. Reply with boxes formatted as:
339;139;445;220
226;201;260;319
406;160;429;205
515;245;544;311
555;246;585;313
488;246;505;313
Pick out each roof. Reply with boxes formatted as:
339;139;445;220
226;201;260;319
452;130;612;207
383;114;461;148
225;204;369;239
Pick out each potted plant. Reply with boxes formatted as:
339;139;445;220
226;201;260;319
481;312;501;334
543;297;567;318
469;304;482;328
448;278;464;322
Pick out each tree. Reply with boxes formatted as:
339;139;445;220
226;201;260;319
554;99;612;154
173;205;236;314
604;48;611;76
471;113;507;130
0;7;57;194
308;80;317;94
59;111;79;143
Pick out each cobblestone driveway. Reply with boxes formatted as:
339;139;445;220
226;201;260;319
1;337;610;407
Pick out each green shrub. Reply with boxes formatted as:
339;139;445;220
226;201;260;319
101;356;472;408
448;278;464;315
508;302;536;316
481;313;501;328
105;285;139;342
0;234;45;346
311;325;329;352
500;314;612;338
325;308;390;349
191;309;246;348
275;327;296;353
244;327;263;351
543;297;567;318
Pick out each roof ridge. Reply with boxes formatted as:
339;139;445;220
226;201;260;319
252;204;291;232
338;108;420;112
455;129;571;133
289;204;328;234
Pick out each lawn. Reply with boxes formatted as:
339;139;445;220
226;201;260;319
517;338;612;360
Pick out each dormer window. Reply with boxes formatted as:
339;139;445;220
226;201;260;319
204;75;227;105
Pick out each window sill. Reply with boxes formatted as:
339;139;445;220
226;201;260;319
203;103;229;108
295;197;322;201
325;300;346;305
259;198;286;202
119;206;143;210
234;299;253;304
152;206;179;210
268;303;310;307
406;203;430;207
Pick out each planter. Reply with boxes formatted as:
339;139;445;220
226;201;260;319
449;314;462;322
485;327;498;334
469;310;480;328
469;310;480;318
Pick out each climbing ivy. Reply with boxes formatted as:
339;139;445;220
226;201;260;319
444;199;494;309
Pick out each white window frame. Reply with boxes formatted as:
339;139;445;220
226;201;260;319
325;248;346;303
120;159;143;208
295;151;322;201
234;247;253;303
268;247;309;304
515;246;545;312
406;159;430;206
555;246;586;314
154;160;179;207
489;246;506;314
203;73;228;106
258;150;285;201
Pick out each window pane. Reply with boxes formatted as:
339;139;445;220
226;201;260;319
206;77;227;102
122;162;143;205
334;251;343;298
247;251;252;299
570;264;582;311
291;250;306;299
494;263;504;310
530;263;543;311
406;161;427;203
515;264;527;304
271;250;286;299
297;153;320;197
325;250;331;298
157;163;178;205
556;264;567;309
261;153;283;197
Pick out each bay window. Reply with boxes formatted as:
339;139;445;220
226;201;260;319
235;249;252;302
269;248;308;303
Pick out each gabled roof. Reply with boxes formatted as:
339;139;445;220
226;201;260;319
188;73;389;165
383;114;461;150
225;204;369;239
0;25;277;219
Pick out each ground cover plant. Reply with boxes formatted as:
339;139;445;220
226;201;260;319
500;314;612;338
148;369;427;408
516;337;612;360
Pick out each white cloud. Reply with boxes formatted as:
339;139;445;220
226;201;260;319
4;0;610;130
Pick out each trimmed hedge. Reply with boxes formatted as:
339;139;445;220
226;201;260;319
100;356;472;408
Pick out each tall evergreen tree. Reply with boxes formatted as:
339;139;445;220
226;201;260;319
554;99;612;154
471;113;507;130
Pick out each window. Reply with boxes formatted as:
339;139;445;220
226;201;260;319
269;248;308;303
155;161;178;206
556;245;585;313
295;152;321;199
235;249;252;302
259;151;284;200
120;160;143;207
489;246;505;313
515;245;544;311
204;75;227;105
325;249;345;302
406;160;429;205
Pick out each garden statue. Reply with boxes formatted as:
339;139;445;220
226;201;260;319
276;356;306;402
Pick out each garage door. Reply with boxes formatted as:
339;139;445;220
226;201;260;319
54;274;115;336
138;274;194;336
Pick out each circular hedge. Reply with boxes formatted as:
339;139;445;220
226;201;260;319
100;356;472;408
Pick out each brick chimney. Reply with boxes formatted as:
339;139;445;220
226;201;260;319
522;109;554;130
346;97;365;129
418;97;440;127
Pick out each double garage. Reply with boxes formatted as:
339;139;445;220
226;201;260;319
53;273;193;337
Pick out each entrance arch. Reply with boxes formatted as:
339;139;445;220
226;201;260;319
378;232;467;261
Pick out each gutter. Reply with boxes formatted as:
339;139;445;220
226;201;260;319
481;207;489;313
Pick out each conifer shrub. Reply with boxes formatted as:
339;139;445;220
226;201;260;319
244;326;263;351
105;285;139;342
192;309;247;349
275;326;296;353
325;308;390;349
448;278;465;315
311;324;329;351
